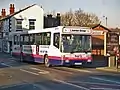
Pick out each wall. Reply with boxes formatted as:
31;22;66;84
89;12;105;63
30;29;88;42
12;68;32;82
92;25;107;56
13;5;44;31
44;14;61;28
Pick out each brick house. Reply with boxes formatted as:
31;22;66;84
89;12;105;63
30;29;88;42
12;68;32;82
91;24;110;56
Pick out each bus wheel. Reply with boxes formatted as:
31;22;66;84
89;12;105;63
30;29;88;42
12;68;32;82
44;55;50;67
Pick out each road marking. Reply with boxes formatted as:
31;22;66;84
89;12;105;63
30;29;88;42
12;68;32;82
10;59;17;62
54;79;89;90
90;77;120;84
20;69;39;76
61;67;92;73
51;68;73;74
30;67;49;74
30;67;47;72
90;87;118;90
68;81;120;87
1;63;12;67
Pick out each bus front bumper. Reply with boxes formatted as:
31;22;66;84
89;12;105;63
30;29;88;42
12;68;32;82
63;59;92;66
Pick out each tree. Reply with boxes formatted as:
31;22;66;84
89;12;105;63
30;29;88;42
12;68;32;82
61;8;100;27
61;9;73;26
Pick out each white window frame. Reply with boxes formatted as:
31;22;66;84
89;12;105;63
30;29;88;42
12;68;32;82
16;19;23;31
29;19;36;30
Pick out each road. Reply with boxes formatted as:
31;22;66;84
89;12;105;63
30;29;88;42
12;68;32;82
0;53;120;90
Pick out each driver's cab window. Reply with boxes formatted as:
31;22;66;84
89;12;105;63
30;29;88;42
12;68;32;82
53;33;60;48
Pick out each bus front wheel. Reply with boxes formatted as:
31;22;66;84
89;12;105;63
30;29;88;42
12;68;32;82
44;55;51;67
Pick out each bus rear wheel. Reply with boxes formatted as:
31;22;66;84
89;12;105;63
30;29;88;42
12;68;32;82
44;55;51;67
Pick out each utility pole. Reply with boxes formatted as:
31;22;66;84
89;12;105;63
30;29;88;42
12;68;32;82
105;17;107;26
103;16;107;26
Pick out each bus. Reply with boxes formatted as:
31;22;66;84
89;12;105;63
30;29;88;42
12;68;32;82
11;26;92;67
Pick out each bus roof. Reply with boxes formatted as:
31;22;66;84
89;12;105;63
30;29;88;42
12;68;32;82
9;26;92;35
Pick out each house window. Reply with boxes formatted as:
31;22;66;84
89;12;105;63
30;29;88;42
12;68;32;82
16;19;23;31
29;19;36;30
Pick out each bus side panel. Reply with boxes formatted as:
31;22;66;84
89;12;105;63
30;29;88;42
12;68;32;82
47;46;63;65
33;45;44;63
49;56;62;65
22;45;44;63
32;54;44;63
12;45;21;58
35;45;49;63
22;45;35;62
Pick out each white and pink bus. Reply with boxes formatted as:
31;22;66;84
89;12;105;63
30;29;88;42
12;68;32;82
11;26;92;67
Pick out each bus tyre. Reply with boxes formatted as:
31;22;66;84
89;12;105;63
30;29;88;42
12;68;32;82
44;55;50;67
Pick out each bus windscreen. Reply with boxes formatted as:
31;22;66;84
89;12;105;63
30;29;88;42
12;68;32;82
61;34;91;53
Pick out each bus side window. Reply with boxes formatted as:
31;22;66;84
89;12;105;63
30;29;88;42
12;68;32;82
29;34;35;45
24;34;29;45
53;33;60;48
35;33;41;45
43;32;51;45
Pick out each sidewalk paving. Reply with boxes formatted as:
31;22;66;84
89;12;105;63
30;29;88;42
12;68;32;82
96;66;120;73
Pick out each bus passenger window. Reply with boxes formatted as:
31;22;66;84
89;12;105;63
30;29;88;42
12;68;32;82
53;33;60;48
29;34;35;45
35;33;41;45
24;35;29;45
43;32;51;45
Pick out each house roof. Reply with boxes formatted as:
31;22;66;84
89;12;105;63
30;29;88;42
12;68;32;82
0;4;36;21
109;28;120;32
91;24;111;32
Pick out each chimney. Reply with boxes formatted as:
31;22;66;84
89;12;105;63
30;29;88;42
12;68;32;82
1;9;6;17
9;4;15;14
47;14;52;18
56;13;61;26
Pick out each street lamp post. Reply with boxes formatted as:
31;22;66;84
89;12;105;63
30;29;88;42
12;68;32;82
103;16;107;26
105;17;107;26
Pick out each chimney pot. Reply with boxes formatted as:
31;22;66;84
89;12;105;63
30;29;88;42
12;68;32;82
57;13;60;17
47;14;52;18
10;4;12;7
9;4;15;14
1;8;6;17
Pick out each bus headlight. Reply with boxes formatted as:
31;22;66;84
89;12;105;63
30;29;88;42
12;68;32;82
65;60;69;63
87;59;91;62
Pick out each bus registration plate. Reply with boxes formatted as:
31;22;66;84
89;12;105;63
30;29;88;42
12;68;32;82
75;63;82;65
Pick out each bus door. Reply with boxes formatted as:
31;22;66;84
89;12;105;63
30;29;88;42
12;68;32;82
35;33;40;55
36;44;39;55
53;33;62;64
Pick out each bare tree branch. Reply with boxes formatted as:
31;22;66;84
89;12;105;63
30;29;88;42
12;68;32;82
61;8;100;27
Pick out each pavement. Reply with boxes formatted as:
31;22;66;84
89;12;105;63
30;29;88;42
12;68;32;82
96;66;120;73
0;52;120;90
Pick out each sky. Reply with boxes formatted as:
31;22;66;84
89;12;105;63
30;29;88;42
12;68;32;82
0;0;120;28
